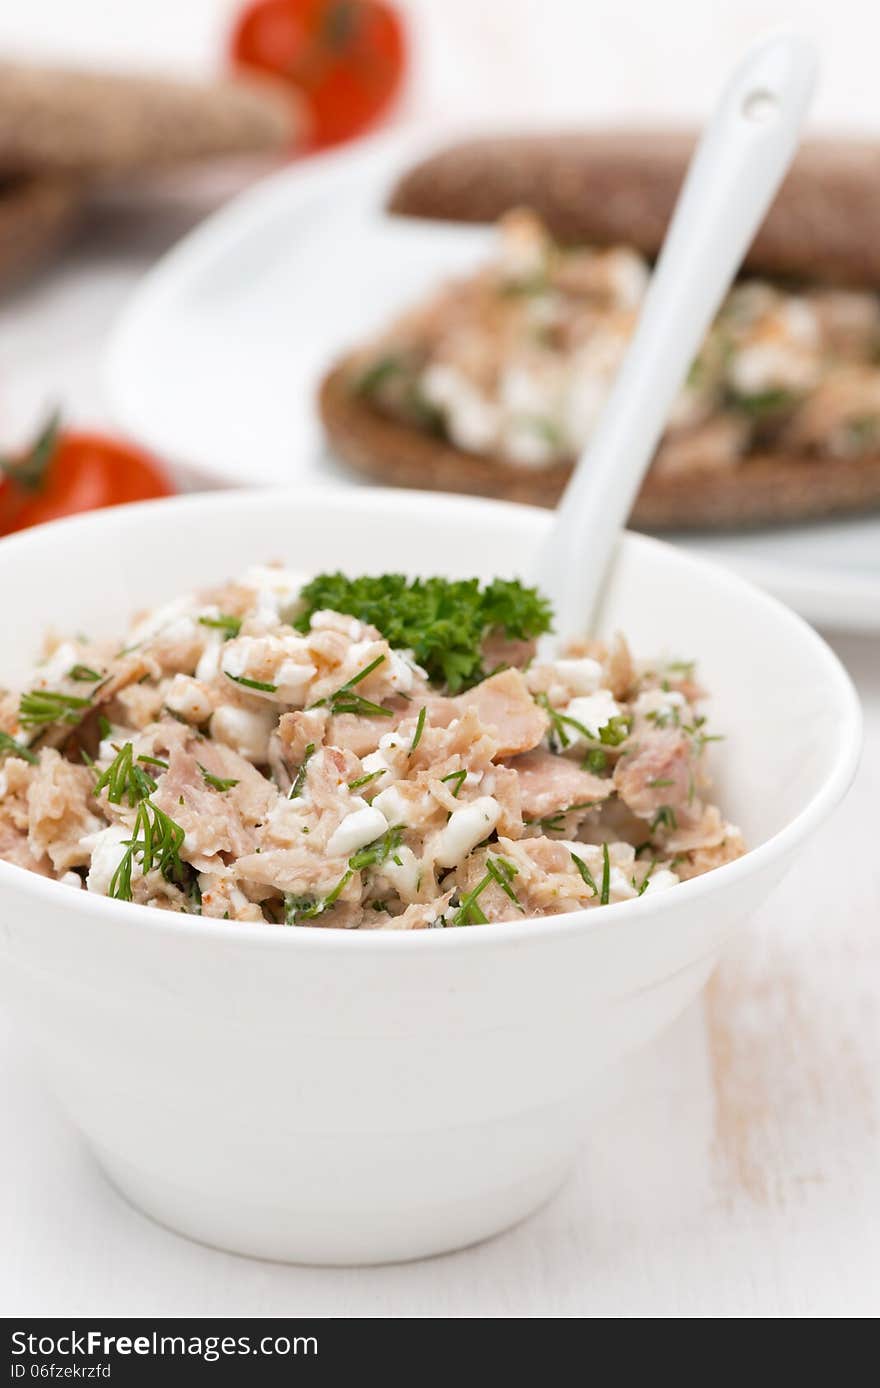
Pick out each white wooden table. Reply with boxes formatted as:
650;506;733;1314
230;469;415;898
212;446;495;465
1;0;879;1320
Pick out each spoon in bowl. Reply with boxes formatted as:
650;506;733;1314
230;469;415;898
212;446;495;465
538;32;818;645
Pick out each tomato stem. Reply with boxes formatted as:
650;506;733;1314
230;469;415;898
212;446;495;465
0;410;62;492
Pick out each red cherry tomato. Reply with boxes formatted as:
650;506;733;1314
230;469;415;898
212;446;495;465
0;416;173;536
230;0;407;149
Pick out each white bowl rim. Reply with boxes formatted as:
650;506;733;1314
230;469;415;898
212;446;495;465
0;486;863;953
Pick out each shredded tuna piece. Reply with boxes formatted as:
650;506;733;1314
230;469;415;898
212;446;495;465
456;668;548;757
509;747;610;823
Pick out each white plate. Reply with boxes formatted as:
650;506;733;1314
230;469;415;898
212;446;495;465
106;131;880;634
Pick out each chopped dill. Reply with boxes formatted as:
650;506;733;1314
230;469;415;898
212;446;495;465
311;655;392;719
198;614;241;639
68;664;102;683
0;731;37;765
19;689;91;728
225;673;277;693
440;768;467;797
650;805;678;833
571;852;599;898
93;742;156;806
289;742;316;799
108;800;187;901
198;764;239;793
409;705;426;753
600;842;611;905
348;769;383;791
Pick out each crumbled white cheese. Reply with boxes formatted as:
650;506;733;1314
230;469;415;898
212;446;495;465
377;845;421;901
434;796;500;868
241;565;305;628
327;805;388;857
641;867;679;895
421;363;500;453
164;674;213;725
562;690;622;747
85;825;135;896
371;784;412;827
38;641;80;684
552;657;604;697
211;704;276;762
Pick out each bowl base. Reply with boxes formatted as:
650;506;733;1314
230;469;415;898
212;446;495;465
94;1143;572;1266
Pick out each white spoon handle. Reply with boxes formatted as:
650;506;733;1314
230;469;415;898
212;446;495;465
539;33;817;644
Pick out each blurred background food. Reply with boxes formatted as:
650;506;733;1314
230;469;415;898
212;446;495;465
2;0;880;539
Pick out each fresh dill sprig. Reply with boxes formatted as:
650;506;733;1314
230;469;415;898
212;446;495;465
93;742;156;806
650;805;678;833
294;574;552;693
289;742;316;799
19;689;91;728
108;800;187;901
198;764;239;793
68;664;102;683
311;656;392;719
198;613;242;639
0;730;37;765
138;755;168;769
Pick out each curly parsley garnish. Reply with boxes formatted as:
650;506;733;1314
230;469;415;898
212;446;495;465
294;574;552;693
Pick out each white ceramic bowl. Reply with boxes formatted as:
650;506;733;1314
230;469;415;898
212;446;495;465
0;488;861;1264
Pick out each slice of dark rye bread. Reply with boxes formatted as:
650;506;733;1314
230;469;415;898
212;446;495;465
319;361;880;530
388;130;880;288
318;130;880;529
0;175;82;288
0;64;297;178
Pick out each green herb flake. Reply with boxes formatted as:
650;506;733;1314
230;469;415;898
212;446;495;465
225;673;278;693
600;842;611;905
18;689;91;728
289;742;316;800
571;852;599;898
198;613;242;639
198;764;239;793
409;705;426;753
68;664;102;683
310;655;392;720
440;769;467;797
0;731;37;765
93;742;156;806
